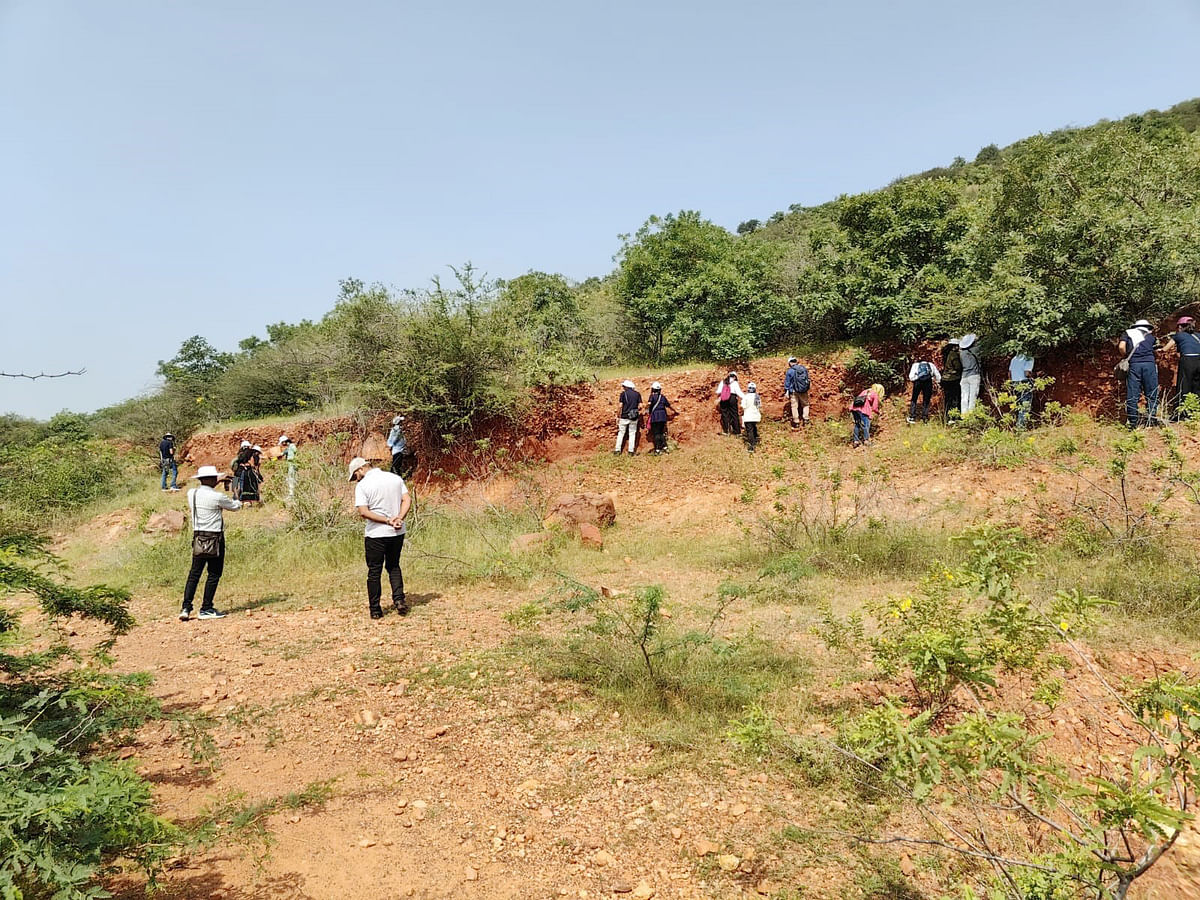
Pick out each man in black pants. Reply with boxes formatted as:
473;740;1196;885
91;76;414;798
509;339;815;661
181;465;241;621
349;456;412;619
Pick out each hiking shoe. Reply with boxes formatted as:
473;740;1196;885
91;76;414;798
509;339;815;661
178;610;190;621
197;608;226;620
370;609;384;620
394;603;409;617
906;417;915;424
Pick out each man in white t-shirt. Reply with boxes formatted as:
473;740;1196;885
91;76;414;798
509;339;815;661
348;456;412;619
181;465;242;621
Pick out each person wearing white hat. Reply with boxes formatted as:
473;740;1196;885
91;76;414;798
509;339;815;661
740;382;763;452
1118;318;1159;427
348;456;411;619
387;415;417;478
180;465;241;621
716;372;744;435
279;435;297;500
958;334;982;416
237;445;265;505
614;380;642;455
646;381;676;454
231;440;253;499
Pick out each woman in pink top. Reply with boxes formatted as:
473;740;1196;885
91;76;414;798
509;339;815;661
850;383;885;447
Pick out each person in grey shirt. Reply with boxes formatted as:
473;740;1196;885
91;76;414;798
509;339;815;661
959;334;982;416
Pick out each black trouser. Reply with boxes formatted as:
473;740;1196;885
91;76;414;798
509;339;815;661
183;534;225;612
909;379;933;421
941;381;960;421
650;421;667;452
718;398;741;434
391;451;417;479
1178;356;1200;417
364;534;405;614
744;421;759;450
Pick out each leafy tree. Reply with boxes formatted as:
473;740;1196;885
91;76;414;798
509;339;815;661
156;335;233;385
736;219;761;235
975;143;1001;163
615;211;793;361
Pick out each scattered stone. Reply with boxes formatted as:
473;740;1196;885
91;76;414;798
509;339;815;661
729;802;748;818
358;838;376;848
545;493;616;529
899;853;916;878
356;709;378;727
631;883;655;900
610;880;632;894
717;855;740;872
579;522;604;549
756;881;781;896
425;725;448;739
670;827;682;840
592;849;615;868
692;839;720;857
465;867;478;881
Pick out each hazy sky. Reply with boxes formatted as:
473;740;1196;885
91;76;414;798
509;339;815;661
3;0;1199;418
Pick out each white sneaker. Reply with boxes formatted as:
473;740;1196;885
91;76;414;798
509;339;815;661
197;609;226;620
178;610;190;621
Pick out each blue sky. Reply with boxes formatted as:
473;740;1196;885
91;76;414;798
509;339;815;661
2;0;1198;418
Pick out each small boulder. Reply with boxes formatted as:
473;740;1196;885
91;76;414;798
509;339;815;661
144;510;186;534
579;522;604;550
510;532;551;554
545;493;616;529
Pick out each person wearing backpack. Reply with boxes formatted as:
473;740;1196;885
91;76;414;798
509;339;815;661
614;379;642;455
741;382;763;451
716;372;744;435
906;358;941;423
1117;319;1159;427
782;357;811;427
645;382;676;454
939;340;963;422
849;384;884;448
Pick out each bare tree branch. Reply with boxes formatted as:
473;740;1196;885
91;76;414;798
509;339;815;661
0;369;86;380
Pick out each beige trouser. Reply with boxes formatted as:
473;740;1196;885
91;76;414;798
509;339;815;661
789;391;810;424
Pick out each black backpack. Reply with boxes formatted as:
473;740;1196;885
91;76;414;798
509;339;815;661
916;361;932;381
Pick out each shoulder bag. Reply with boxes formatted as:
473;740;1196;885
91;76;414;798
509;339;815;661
190;491;221;559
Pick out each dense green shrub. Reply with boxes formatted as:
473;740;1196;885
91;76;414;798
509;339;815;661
0;439;130;527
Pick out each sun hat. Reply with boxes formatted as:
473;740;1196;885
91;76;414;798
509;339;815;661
278;435;289;444
622;379;635;388
240;439;251;448
252;444;262;452
959;333;978;349
163;432;174;439
191;465;224;480
787;357;797;364
1133;319;1152;329
392;415;403;425
347;456;369;481
651;381;662;390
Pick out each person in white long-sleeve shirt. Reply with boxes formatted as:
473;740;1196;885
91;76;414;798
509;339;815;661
906;359;941;423
181;465;242;621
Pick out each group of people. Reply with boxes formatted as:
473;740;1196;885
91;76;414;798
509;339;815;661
1118;316;1200;426
176;418;413;623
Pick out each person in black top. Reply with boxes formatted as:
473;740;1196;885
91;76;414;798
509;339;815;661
645;382;676;454
159;433;179;491
613;379;642;456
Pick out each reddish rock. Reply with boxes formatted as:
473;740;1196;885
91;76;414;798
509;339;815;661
545;493;616;529
579;522;604;549
144;510;186;534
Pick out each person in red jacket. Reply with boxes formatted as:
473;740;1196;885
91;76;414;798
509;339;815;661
850;383;884;447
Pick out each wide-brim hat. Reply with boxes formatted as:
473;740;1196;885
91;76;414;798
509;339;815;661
347;456;369;481
959;333;978;349
239;440;251;448
651;381;662;390
1133;319;1152;329
621;380;635;388
163;432;174;439
278;435;289;444
192;465;225;480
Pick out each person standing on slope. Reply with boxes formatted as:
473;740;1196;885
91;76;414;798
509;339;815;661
1118;319;1159;427
939;339;962;422
782;357;811;427
645;381;676;454
387;415;418;478
1008;353;1035;429
278;435;297;500
741;382;763;452
1162;317;1200;419
958;334;982;416
906;357;941;423
349;456;411;620
614;380;642;456
159;432;179;492
180;465;241;622
716;372;744;436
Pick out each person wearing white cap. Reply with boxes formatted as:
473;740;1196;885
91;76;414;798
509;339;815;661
646;381;676;454
614;380;642;456
278;435;296;500
1118;318;1159;427
348;456;412;619
180;465;241;621
387;415;417;478
958;334;982;416
716;372;744;435
740;382;763;452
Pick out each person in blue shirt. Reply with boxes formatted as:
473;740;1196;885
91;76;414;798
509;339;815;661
1163;316;1200;419
782;357;811;427
1118;319;1159;428
645;382;676;454
387;415;417;478
158;433;179;491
